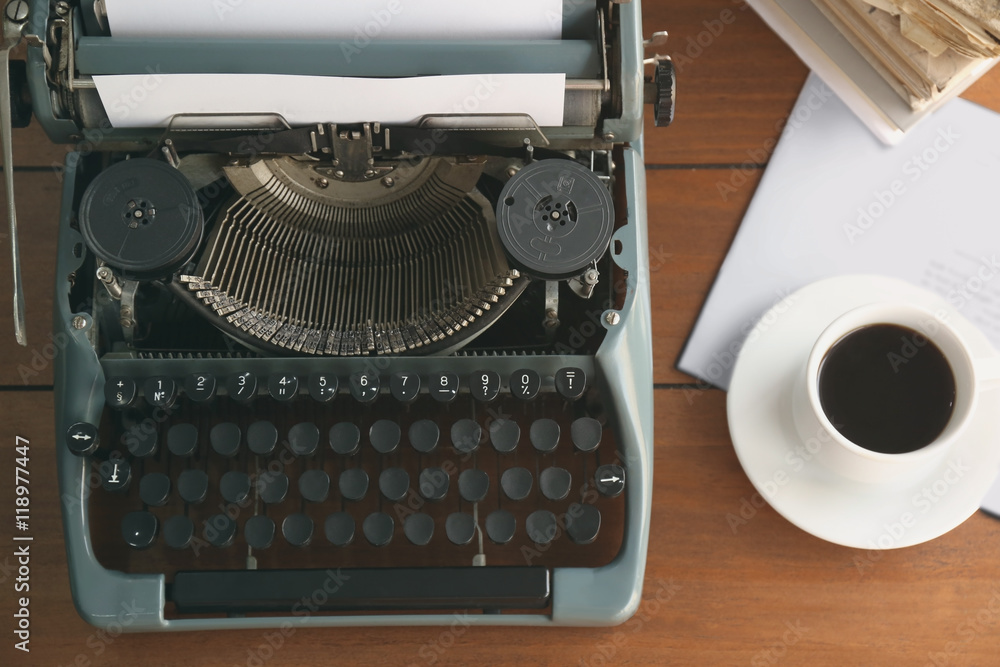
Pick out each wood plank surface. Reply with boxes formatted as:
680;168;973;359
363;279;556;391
2;1;1000;665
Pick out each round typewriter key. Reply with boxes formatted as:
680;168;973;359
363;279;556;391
363;512;394;547
100;458;132;493
282;513;314;547
184;373;216;402
404;513;435;546
210;422;241;458
470;370;501;402
167;423;198;457
126;427;159;459
571;417;602;453
430;372;459;403
554;367;587;401
338;468;369;501
526;510;558;545
446;513;476;545
245;516;275;550
268;374;299;402
257;472;289;504
379;468;410;502
330;422;361;456
104;376;137;409
299;470;331;503
220;471;252;504
247;420;278;455
530;419;560;453
451;419;482;454
489;418;520;453
501;467;533;501
177;469;209;504
566;503;601;545
369;419;401;455
408;419;440;453
227;372;257;402
458;469;490;503
288;422;320;457
308;373;338;402
390;372;420;403
595;464;626;498
143;376;177;409
205;514;237;548
509;369;541;400
122;511;158;549
540;467;572;501
164;515;194;549
66;422;99;457
419;467;450;501
325;512;356;547
139;472;171;507
349;371;380;404
486;510;516;545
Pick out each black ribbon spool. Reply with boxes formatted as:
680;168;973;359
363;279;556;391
79;158;204;281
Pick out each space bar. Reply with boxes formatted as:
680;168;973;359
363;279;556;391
171;567;550;613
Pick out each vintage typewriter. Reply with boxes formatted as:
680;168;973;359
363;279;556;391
1;0;674;629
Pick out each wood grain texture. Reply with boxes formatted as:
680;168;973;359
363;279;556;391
3;0;1000;665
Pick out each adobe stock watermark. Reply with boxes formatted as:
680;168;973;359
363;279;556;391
54;600;146;667
923;586;1000;667
338;0;405;64
727;424;835;534
843;127;960;244
229;569;350;667
408;613;475;666
947;254;1000;310
717;81;834;201
670;1;751;74
684;287;802;404
853;458;970;573
885;310;950;373
749;620;809;666
577;578;683;667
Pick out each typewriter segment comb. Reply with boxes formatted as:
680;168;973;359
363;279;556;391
495;160;615;281
180;156;528;356
79;158;205;281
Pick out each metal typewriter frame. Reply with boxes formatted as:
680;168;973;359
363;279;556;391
37;0;657;629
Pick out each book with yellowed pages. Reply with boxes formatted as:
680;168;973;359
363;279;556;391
747;0;999;143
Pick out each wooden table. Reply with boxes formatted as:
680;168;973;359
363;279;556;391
2;1;1000;664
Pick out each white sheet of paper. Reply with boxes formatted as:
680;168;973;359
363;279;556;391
103;0;564;41
93;73;566;128
678;73;1000;390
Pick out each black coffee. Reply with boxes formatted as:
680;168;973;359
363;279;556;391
818;323;955;454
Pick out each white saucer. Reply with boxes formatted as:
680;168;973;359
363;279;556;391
727;274;1000;549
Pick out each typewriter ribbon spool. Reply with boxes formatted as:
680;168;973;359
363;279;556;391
78;158;205;281
495;160;615;281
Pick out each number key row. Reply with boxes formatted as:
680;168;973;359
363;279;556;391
104;368;587;409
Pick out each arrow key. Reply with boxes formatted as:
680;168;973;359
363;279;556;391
594;464;625;498
66;422;99;457
100;457;132;493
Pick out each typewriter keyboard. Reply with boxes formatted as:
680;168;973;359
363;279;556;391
68;358;626;613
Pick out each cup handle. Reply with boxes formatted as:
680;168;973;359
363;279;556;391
979;357;1000;392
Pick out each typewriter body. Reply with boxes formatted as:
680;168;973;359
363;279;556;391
3;0;673;629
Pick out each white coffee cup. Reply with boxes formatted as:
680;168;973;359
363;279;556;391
791;302;1000;483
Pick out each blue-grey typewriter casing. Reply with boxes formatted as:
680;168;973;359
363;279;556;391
41;0;656;629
